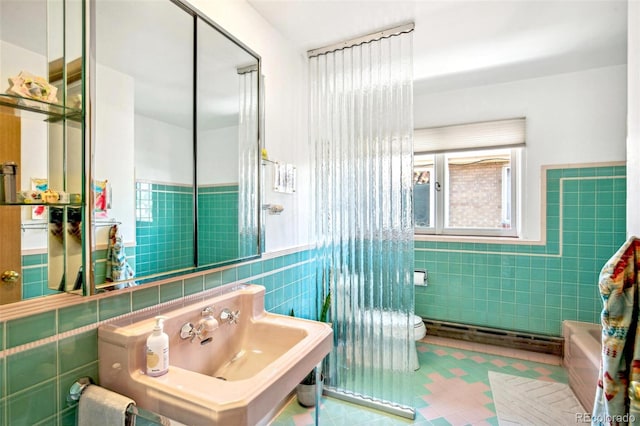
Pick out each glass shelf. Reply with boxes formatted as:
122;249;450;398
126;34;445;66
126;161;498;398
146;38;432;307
0;93;81;122
0;201;82;207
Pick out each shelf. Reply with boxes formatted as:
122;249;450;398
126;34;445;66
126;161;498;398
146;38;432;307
0;201;82;207
0;93;81;122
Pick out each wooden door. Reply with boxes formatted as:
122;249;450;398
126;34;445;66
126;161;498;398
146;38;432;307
0;110;22;304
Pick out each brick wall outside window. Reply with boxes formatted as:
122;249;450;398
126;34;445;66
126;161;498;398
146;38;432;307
448;161;506;228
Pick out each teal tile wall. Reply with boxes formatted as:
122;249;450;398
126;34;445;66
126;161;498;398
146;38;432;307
0;249;316;425
135;182;194;277
197;185;239;265
21;254;57;300
415;165;627;336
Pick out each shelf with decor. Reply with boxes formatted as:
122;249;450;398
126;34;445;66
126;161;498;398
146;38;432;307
0;201;83;207
0;93;81;122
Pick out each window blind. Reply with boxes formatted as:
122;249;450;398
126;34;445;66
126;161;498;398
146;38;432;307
414;117;526;154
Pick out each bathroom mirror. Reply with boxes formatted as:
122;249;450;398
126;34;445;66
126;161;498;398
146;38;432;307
0;0;84;305
91;0;261;289
92;0;194;285
196;17;260;267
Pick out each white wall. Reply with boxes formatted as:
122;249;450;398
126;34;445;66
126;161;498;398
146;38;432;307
134;115;193;184
414;64;627;240
94;64;136;245
198;126;238;185
628;1;640;238
189;0;310;253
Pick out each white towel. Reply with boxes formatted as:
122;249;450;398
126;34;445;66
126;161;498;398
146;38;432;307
77;385;134;426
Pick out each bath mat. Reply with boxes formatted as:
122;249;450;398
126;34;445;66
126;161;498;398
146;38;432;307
489;371;585;425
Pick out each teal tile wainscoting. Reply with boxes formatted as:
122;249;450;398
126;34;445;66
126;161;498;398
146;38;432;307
415;164;627;336
197;185;240;265
135;181;194;277
0;250;316;425
21;253;57;300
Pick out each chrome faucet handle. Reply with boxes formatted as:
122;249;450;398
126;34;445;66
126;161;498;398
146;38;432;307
180;321;208;342
220;308;240;324
180;322;197;341
201;306;215;317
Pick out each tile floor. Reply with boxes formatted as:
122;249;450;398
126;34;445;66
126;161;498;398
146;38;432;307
271;336;569;426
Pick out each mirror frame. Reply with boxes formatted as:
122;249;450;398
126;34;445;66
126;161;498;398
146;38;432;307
85;0;263;294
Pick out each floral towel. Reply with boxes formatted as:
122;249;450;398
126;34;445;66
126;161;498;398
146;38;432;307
593;236;640;426
105;224;134;282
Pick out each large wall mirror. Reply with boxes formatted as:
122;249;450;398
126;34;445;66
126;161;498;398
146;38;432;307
0;0;83;305
91;0;261;290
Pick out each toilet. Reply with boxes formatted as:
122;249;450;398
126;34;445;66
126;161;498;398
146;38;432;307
412;315;426;370
414;315;427;341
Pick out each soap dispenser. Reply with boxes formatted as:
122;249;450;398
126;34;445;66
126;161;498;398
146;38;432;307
146;316;169;377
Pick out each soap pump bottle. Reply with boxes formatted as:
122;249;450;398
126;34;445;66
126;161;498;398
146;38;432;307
146;316;169;377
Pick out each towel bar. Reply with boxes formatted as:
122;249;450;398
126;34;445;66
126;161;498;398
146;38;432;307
68;376;172;425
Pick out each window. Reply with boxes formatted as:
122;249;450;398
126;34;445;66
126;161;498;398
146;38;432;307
414;118;524;237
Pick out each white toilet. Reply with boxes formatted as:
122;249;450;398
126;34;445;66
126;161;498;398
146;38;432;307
414;315;427;341
412;315;426;370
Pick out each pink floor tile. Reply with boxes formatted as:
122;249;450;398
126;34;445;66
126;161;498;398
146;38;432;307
417;345;429;353
461;406;496;423
450;367;468;376
451;351;467;360
427;372;446;383
491;359;508;367
433;348;448;356
442;411;473;426
471;355;487;363
534;366;552;375
512;362;529;371
417;405;444;420
292;411;314;426
423;376;492;415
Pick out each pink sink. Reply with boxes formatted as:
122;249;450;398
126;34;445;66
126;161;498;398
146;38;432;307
98;284;333;425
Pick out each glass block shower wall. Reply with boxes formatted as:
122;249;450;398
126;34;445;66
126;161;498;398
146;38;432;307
310;27;416;416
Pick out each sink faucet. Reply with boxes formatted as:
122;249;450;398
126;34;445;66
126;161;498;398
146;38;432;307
220;308;240;325
180;306;219;342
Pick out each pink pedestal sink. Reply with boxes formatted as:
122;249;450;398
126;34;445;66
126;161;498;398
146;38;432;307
98;284;333;425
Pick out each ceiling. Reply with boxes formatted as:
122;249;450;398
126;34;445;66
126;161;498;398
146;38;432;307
247;0;628;92
1;0;627;126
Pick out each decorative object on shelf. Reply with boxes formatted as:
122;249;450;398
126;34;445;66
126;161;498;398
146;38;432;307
41;188;59;203
0;162;18;203
31;178;48;219
70;93;82;110
6;71;58;103
58;191;69;203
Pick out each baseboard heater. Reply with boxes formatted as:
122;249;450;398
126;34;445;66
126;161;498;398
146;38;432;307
423;319;564;356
